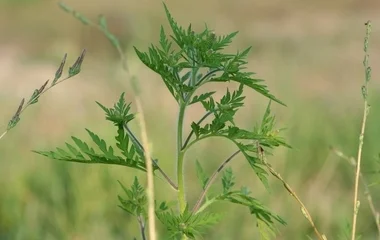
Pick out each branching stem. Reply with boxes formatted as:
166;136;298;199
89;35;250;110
192;150;241;213
137;215;147;240
182;111;214;150
124;123;178;191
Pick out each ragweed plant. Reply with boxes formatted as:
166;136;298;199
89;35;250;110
34;2;298;239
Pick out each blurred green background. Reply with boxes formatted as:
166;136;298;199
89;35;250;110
1;0;380;239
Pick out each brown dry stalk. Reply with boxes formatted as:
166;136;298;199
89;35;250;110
331;147;380;239
135;97;157;240
257;143;326;240
351;101;369;240
351;20;372;240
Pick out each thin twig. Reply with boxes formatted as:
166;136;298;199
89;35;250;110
135;98;157;240
351;20;372;240
137;215;147;240
192;150;241;213
182;111;213;150
257;143;326;240
124;123;178;191
331;147;380;239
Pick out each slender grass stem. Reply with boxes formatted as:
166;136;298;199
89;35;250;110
351;20;372;240
135;98;157;240
331;147;380;239
351;101;369;240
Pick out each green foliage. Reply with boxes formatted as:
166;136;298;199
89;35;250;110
221;167;234;193
96;92;134;127
195;160;208;190
134;3;284;105
187;98;288;188
156;206;220;239
338;221;362;240
197;168;286;230
34;95;153;173
118;177;147;219
35;2;291;239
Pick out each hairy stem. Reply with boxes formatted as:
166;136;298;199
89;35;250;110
351;20;372;240
192;150;241;213
177;105;187;213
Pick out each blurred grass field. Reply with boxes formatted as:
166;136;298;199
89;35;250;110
1;0;380;239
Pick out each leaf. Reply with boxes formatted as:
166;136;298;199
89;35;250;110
221;167;234;193
243;153;270;190
257;218;277;240
163;3;187;48
217;191;286;227
159;26;172;54
118;177;147;219
33;129;146;172
213;31;239;51
260;101;275;135
189;91;216;105
156;206;220;239
211;72;285;106
133;45;181;102
195;160;209;190
96;92;135;127
191;122;201;139
86;129;115;159
181;70;191;82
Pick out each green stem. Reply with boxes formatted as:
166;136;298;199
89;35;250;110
177;104;187;213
